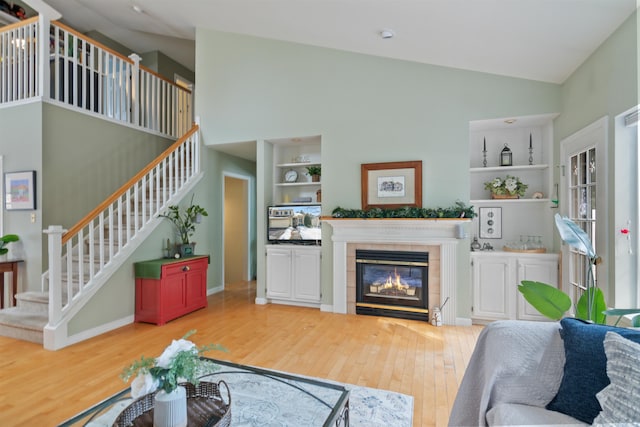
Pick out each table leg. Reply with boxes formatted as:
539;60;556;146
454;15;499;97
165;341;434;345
11;263;18;306
0;272;4;308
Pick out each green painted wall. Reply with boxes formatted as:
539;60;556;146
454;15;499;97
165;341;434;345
199;147;257;288
194;28;561;320
68;145;256;334
42;104;172;232
141;51;196;84
555;10;639;306
0;102;43;290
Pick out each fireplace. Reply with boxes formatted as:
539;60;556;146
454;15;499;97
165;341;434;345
356;249;429;321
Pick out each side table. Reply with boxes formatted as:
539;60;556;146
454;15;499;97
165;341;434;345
0;259;23;308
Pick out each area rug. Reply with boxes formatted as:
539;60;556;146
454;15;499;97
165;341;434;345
81;366;413;427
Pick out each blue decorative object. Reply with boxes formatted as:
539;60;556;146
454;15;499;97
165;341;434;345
546;318;640;424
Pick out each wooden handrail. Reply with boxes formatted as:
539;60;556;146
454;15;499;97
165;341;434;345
52;21;190;93
62;124;199;244
0;16;38;32
51;20;134;65
139;64;192;94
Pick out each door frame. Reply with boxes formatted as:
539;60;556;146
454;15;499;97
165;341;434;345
222;172;252;283
559;116;608;297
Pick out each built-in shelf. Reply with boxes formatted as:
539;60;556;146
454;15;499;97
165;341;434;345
275;182;321;187
469;164;549;173
276;162;320;168
271;136;321;205
471;198;551;204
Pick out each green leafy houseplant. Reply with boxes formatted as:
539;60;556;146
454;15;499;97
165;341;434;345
0;234;19;255
484;175;528;197
159;197;208;245
305;165;321;176
121;330;226;398
518;214;640;326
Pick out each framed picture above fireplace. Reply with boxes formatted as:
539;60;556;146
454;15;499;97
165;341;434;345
361;160;422;210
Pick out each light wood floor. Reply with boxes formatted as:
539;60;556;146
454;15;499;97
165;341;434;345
0;281;483;427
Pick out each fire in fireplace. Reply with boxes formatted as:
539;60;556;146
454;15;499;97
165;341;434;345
355;249;429;321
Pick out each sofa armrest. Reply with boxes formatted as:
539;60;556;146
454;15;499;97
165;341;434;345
449;320;565;427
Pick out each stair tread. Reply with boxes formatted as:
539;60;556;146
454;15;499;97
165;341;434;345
0;307;48;330
16;291;49;303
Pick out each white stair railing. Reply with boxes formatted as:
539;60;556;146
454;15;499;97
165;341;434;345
0;18;192;139
0;17;40;103
44;124;200;327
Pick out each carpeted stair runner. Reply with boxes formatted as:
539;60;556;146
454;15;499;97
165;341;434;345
0;291;48;344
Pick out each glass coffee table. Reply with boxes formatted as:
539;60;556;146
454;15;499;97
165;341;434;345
58;358;350;427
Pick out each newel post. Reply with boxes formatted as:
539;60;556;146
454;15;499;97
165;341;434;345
128;53;141;127
44;225;66;325
37;14;51;99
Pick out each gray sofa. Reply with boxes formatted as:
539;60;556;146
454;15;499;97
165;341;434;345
448;320;586;426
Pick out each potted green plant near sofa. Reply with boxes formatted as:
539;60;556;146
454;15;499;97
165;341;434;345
519;214;640;325
159;197;208;257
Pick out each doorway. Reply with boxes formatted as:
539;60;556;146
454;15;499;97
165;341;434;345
560;117;607;303
224;174;250;284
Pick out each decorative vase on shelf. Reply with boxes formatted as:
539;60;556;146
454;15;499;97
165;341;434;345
154;385;188;427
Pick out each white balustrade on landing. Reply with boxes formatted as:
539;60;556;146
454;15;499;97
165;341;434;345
0;17;39;103
0;18;191;139
43;126;200;326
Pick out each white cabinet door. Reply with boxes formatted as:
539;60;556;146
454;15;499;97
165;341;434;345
292;247;321;302
472;256;513;321
266;247;293;299
516;257;559;321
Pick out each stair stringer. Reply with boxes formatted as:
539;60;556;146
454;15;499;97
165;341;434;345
43;172;204;351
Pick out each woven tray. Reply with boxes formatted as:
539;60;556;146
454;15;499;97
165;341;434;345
113;381;231;427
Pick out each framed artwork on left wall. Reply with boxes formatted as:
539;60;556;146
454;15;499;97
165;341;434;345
5;170;36;210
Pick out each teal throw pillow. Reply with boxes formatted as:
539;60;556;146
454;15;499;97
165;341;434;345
545;318;640;424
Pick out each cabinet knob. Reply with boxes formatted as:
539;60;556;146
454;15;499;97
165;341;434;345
183;266;190;272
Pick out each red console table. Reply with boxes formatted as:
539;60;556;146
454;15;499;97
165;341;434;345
0;259;23;308
134;255;209;325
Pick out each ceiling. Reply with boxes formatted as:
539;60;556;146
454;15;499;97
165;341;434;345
39;0;637;85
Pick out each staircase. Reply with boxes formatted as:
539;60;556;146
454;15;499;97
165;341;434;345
0;292;48;343
0;124;202;348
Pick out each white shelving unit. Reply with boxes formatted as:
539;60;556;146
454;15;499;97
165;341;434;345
271;136;321;205
468;113;559;250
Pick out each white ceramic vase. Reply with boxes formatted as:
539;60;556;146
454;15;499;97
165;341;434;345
153;385;187;427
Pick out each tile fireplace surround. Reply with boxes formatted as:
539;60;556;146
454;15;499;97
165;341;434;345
324;218;469;325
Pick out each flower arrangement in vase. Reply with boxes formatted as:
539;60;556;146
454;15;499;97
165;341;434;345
121;330;226;427
484;175;527;199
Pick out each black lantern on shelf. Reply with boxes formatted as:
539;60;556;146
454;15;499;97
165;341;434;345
500;144;513;166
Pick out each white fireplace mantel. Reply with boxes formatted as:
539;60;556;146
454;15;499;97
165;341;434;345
325;218;469;325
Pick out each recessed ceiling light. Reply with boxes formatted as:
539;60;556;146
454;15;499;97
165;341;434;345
380;29;394;39
504;119;517;124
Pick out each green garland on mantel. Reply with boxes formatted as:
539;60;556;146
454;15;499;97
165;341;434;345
331;201;476;219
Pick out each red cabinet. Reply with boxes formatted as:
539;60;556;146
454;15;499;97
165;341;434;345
134;255;209;325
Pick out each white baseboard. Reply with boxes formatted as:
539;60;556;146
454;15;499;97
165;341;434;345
255;297;267;305
207;285;224;296
320;304;334;312
65;315;134;349
269;299;320;309
455;317;473;326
